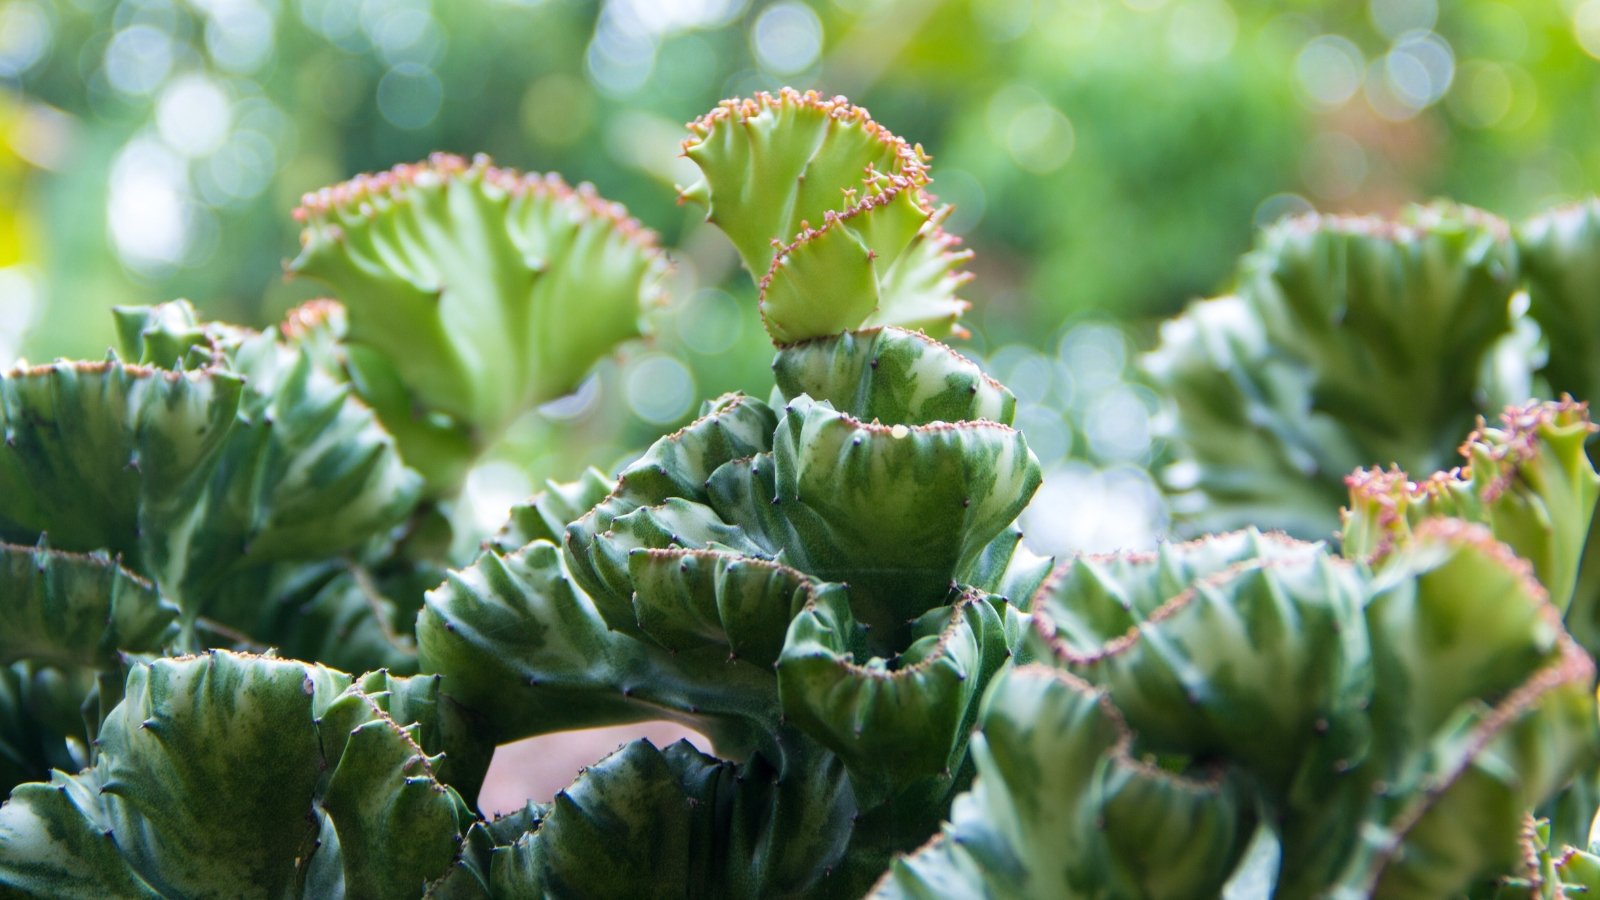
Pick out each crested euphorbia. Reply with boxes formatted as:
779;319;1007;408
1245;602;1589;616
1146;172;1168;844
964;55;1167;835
2;92;1599;900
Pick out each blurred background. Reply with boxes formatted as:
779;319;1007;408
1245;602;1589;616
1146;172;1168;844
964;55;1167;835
4;0;1600;557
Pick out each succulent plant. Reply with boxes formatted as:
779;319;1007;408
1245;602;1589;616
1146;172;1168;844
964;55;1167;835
1144;204;1522;540
876;522;1599;897
7;91;1600;900
417;91;1046;896
288;153;667;496
679;89;973;344
1344;399;1600;627
0;154;662;801
0;650;488;897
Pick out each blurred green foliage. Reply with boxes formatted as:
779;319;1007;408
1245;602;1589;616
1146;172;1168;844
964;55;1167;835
6;0;1600;549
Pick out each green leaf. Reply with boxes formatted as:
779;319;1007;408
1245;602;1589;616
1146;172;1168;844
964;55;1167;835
418;541;778;749
490;738;856;899
0;359;242;561
92;652;328;897
1035;536;1370;795
778;590;1008;788
872;665;1255;899
899;525;1600;894
0;541;178;670
564;393;777;620
314;679;473;898
0;663;98;796
1144;205;1523;539
112;300;230;371
1343;399;1600;617
680;90;969;342
195;329;423;571
629;549;820;668
680;90;929;279
1518;200;1600;406
290;154;666;493
491;468;614;552
772;327;1014;427
0;652;473;899
768;395;1041;639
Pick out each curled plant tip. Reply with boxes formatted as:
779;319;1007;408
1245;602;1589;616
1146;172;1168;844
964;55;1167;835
290;152;668;495
679;89;971;343
871;664;1255;899
1143;201;1522;540
885;526;1600;896
0;652;477;899
278;298;346;340
1342;397;1600;615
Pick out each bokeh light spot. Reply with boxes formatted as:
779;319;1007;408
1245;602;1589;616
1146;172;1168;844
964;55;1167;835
676;289;743;355
376;63;443;130
1167;0;1237;64
0;1;52;78
751;1;823;75
157;74;232;158
1294;35;1364;108
625;354;696;425
104;24;174;96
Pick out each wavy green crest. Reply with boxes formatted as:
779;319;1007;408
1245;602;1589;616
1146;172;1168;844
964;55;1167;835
290;153;667;493
886;523;1599;895
0;652;475;899
1343;398;1600;618
770;395;1040;636
772;326;1014;426
1518;200;1600;406
680;90;970;343
0;541;178;671
1145;204;1522;538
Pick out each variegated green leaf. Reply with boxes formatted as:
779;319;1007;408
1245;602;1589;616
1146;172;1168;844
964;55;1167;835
629;549;821;668
0;359;242;562
1144;204;1522;539
769;395;1040;639
112;300;233;372
1344;399;1600;637
0;663;98;795
0;541;177;670
890;523;1599;895
0;652;474;899
490;467;614;552
873;665;1255;900
0;312;423;653
419;541;778;750
778;590;1009;789
489;738;856;899
772;326;1014;427
1518;200;1600;407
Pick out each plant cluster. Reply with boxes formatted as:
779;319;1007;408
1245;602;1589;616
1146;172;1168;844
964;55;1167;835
2;90;1600;898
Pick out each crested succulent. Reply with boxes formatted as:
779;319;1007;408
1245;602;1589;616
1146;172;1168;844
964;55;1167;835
1144;204;1522;540
0;651;488;897
289;153;667;496
6;89;1600;900
418;91;1046;896
1145;195;1600;660
1343;399;1600;625
0;153;660;802
876;523;1600;897
679;89;973;344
